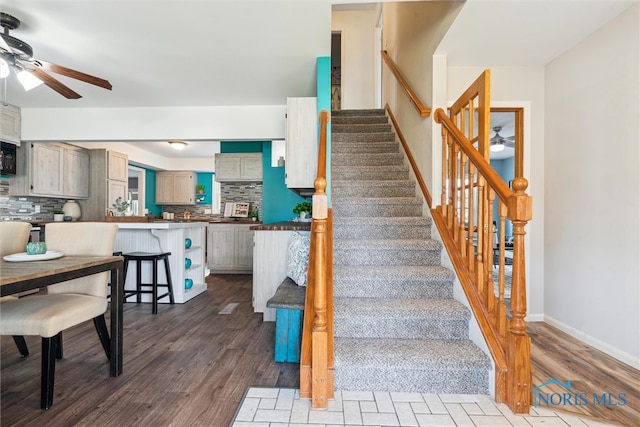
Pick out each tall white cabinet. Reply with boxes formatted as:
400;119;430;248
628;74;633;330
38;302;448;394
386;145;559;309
285;97;318;192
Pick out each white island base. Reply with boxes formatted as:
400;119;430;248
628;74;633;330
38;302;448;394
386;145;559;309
114;222;208;304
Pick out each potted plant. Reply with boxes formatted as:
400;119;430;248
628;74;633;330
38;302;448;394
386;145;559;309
292;201;312;220
53;209;65;222
249;209;259;221
196;184;205;194
112;197;130;216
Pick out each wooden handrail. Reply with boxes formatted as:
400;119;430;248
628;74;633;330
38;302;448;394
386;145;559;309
385;104;432;208
381;50;431;117
300;110;334;408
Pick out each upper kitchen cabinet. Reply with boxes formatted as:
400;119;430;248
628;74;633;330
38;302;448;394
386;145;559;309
0;104;21;146
214;153;262;182
79;149;129;220
10;142;89;199
285;97;318;194
156;171;196;205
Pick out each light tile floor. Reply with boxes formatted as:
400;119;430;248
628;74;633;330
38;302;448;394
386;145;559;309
231;388;621;427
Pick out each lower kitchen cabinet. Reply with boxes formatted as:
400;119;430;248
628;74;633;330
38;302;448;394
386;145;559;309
207;223;254;273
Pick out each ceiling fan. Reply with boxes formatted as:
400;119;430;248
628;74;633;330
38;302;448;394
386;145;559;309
0;12;112;99
489;126;515;152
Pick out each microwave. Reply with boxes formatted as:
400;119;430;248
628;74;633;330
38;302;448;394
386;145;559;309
0;142;17;175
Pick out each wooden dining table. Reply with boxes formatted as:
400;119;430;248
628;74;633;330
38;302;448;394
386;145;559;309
0;255;125;376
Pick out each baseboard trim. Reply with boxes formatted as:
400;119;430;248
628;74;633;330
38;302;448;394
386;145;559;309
526;313;544;322
544;315;640;370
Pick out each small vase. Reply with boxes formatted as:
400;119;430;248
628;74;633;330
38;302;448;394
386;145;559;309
53;214;64;222
62;200;82;221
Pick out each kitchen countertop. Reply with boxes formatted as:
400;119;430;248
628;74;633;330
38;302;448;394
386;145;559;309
250;221;311;231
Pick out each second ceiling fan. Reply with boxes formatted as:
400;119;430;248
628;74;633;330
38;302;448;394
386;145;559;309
0;12;112;99
490;126;515;152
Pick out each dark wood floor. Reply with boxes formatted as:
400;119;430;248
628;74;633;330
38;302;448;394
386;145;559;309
1;274;638;426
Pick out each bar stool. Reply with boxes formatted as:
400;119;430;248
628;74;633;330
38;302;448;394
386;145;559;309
123;252;175;314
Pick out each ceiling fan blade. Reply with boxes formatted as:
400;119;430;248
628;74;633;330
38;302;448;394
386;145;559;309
35;59;112;90
31;67;82;99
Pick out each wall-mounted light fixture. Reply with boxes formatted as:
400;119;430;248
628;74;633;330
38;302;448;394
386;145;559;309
168;140;188;151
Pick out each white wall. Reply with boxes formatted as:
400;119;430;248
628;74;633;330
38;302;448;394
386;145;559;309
445;66;545;320
544;4;639;367
21;105;286;142
332;8;378;109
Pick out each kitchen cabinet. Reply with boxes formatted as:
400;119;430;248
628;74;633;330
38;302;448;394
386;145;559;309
156;171;196;205
0;103;21;146
78;149;129;220
207;223;254;273
285;97;318;193
214;153;262;182
10;142;89;199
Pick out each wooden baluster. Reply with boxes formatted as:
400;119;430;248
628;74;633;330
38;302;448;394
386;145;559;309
452;145;460;242
476;180;485;295
486;187;496;318
505;177;532;413
440;126;447;212
446;135;456;230
459;155;468;256
497;202;508;339
467;165;476;272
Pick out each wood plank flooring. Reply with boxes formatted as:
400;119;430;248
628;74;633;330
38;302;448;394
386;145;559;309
1;274;638;426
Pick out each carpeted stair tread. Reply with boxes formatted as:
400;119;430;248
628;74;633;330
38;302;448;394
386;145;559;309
335;297;469;321
334;238;441;251
332;142;399;153
333;196;422;205
334;337;491;371
333;216;432;226
332;109;385;116
334;265;453;283
332;115;389;125
332;152;405;166
332;132;397;143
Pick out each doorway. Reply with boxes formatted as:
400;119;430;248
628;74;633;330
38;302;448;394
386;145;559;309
331;32;341;110
128;165;146;216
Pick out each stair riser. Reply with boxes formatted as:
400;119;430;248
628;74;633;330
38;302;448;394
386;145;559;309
332;116;389;125
333;109;385;116
333;132;396;143
334;367;489;395
334;318;469;340
333;203;422;217
334;281;452;299
332;144;399;154
333;184;416;198
333;124;392;133
332;169;409;181
333;248;441;266
332;154;405;166
334;223;430;239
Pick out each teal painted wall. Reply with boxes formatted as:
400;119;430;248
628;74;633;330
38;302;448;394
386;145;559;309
262;141;307;223
144;168;161;217
196;173;213;205
490;158;515;238
316;56;331;204
220;141;262;153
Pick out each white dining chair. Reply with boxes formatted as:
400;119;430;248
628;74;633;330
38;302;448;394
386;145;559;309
0;222;118;409
0;221;33;356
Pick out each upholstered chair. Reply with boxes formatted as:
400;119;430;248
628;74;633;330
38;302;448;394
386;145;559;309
0;221;33;356
0;222;118;409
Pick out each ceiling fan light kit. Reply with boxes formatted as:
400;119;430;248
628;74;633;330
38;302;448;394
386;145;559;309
0;12;112;99
489;126;515;152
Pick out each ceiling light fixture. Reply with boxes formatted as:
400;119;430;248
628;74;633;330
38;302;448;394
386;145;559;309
169;140;188;151
0;58;9;78
489;126;505;152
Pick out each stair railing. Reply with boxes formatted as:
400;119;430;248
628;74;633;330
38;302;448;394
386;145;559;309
300;110;334;408
381;50;431;117
385;66;532;413
431;71;532;413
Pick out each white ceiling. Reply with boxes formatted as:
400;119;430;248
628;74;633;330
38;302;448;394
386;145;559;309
1;0;636;160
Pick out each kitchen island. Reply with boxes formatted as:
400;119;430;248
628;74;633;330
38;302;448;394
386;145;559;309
114;221;208;304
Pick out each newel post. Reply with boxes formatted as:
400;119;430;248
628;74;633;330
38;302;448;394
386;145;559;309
506;177;532;413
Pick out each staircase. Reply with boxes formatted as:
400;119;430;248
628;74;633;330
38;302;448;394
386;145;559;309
331;109;491;394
